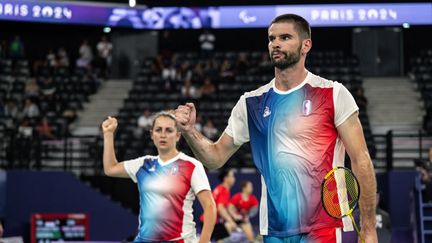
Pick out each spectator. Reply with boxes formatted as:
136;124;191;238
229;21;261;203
22;98;39;119
228;180;259;243
199;30;215;57
205;60;220;80
137;109;153;137
176;62;192;82
97;36;113;65
353;87;368;111
375;192;391;243
202;168;237;243
62;108;77;124
57;47;70;68
236;52;250;74
32;58;46;76
25;78;40;98
193;62;206;82
4;99;18;119
162;55;177;81
416;158;432;202
17;117;34;138
16;118;33;168
39;77;56;97
46;49;57;69
220;59;234;78
203;119;218;140
36;116;57;140
77;40;93;69
96;36;113;78
200;77;216;97
9;35;24;60
181;79;200;99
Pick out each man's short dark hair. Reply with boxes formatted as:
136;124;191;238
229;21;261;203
270;13;311;40
218;168;233;182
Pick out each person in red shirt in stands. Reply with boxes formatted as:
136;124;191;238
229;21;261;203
205;168;238;242
229;180;259;242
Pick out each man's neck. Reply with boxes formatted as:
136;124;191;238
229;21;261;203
274;64;308;92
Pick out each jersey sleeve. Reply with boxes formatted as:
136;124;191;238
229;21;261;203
333;82;359;127
123;156;145;183
191;162;211;194
224;94;249;145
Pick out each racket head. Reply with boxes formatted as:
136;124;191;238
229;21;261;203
321;166;361;219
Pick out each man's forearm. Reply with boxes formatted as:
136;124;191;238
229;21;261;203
182;128;224;170
352;154;376;230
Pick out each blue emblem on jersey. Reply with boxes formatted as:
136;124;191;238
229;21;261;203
143;158;158;172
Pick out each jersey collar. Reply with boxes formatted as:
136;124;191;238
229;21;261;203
272;70;311;95
157;152;182;166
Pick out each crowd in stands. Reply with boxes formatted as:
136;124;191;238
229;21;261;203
0;34;112;169
1;29;377;170
410;49;432;132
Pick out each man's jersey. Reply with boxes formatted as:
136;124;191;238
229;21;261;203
124;152;210;242
225;71;358;237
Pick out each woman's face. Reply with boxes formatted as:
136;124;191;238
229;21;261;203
151;116;180;153
243;182;253;194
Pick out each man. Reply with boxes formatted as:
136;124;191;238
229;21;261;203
228;180;259;242
176;13;377;242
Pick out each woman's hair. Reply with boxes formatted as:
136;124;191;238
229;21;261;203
151;110;179;130
240;180;251;190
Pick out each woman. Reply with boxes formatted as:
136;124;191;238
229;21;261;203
102;111;216;243
228;181;259;242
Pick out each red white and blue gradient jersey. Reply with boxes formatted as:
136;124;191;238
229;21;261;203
124;152;211;242
225;71;358;237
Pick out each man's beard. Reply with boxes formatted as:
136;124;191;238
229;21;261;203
270;45;302;70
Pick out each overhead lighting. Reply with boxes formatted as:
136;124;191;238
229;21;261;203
129;0;136;8
103;27;111;33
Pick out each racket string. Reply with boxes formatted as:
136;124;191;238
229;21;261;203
322;168;360;218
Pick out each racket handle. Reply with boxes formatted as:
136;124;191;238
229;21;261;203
348;213;365;243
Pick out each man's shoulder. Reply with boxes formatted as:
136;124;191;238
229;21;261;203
242;79;274;99
306;72;341;89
